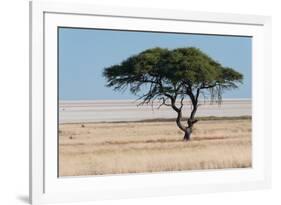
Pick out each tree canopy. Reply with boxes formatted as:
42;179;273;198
103;47;243;140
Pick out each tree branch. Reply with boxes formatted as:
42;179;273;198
157;97;171;109
200;82;217;89
179;96;184;109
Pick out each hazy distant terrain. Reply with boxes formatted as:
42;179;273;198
59;118;251;176
59;99;251;123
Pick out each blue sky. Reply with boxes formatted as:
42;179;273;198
59;28;252;100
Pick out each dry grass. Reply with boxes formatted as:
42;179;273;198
59;119;251;176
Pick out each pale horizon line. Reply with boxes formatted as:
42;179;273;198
59;98;252;103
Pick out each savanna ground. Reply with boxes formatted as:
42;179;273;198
59;117;252;176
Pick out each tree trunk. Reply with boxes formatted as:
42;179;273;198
183;127;192;141
169;94;197;142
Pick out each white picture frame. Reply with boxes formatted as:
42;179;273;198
30;1;272;204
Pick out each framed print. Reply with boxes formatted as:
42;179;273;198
30;1;272;204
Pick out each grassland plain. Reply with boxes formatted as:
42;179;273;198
59;117;251;176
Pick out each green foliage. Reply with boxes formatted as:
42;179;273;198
103;47;243;104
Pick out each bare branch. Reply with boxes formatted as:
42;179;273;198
176;110;186;132
157;97;172;109
179;96;184;109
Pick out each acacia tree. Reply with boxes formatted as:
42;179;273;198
103;47;243;141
